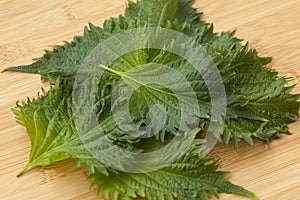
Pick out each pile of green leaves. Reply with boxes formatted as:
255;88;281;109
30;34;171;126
6;0;300;199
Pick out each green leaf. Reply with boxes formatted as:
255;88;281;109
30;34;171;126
125;0;178;27
220;46;300;146
14;79;258;200
4;16;138;80
7;0;300;148
13;79;257;199
125;0;204;27
5;0;200;79
8;1;300;199
13;82;111;176
98;62;205;141
89;144;258;200
13;77;199;176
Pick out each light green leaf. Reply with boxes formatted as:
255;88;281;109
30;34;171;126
13;83;110;176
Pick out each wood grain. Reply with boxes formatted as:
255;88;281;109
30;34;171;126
0;0;299;199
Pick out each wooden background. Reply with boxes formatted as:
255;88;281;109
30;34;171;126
0;0;299;199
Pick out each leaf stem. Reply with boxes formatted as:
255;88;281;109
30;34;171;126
99;65;124;77
16;163;31;177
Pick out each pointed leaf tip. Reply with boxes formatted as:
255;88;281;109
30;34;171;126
4;64;39;74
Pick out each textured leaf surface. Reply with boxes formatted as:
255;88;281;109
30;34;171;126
8;0;300;199
6;0;300;148
13;83;112;176
13;82;257;199
90;144;258;200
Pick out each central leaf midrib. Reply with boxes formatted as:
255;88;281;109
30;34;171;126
99;65;178;98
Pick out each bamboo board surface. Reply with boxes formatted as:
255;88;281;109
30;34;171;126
0;0;300;199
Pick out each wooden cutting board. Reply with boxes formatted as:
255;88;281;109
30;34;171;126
1;0;299;199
